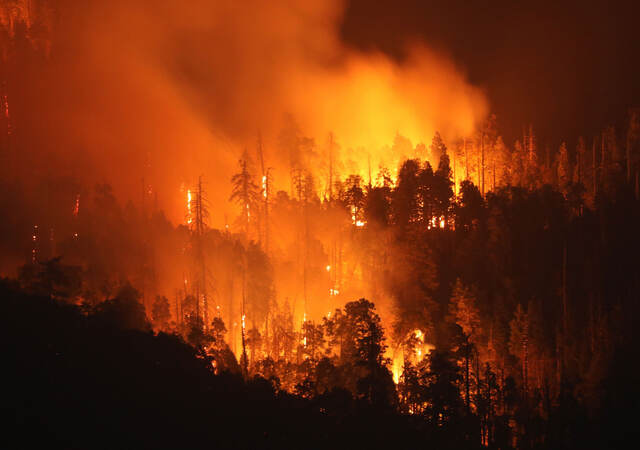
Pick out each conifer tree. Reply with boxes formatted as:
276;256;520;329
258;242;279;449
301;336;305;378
230;153;259;237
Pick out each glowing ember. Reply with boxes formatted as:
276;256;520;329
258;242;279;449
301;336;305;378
73;194;80;217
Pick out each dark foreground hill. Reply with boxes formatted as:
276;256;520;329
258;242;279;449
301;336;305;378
2;279;480;450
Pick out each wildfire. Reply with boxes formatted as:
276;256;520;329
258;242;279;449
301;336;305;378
392;355;402;384
302;312;307;347
186;189;193;225
427;216;446;230
391;329;434;385
262;175;267;199
351;206;367;228
31;225;38;263
73;194;80;217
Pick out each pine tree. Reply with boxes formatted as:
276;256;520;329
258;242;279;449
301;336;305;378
151;295;171;330
509;304;529;394
556;142;571;195
523;124;540;188
429;132;447;167
626;108;640;186
449;279;482;343
230;153;259;237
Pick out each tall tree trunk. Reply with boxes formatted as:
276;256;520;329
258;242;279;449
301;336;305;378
481;132;485;195
465;340;471;409
592;139;597;199
329;132;334;201
562;242;568;380
464;137;469;180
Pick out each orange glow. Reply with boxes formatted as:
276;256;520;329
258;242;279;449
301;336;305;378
186;189;193;225
73;194;80;217
392;352;403;384
262;175;267;199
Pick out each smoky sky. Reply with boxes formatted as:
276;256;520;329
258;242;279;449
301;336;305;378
342;0;640;147
2;0;488;225
5;0;638;229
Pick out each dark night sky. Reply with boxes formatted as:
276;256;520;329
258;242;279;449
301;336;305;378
341;0;640;148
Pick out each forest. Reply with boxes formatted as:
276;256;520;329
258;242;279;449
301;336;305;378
2;1;640;449
4;116;640;448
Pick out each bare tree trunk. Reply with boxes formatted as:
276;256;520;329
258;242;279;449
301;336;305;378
481;132;485;195
464;137;469;180
465;341;471;409
626;134;632;183
329;132;334;201
592;139;597;199
562;242;568;379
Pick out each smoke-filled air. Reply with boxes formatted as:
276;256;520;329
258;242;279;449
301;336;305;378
3;1;640;449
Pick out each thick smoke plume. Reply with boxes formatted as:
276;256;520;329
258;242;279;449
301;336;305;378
3;0;486;225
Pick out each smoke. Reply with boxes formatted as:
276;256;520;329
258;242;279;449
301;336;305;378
5;0;487;225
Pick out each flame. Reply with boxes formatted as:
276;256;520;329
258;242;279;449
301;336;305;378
427;216;446;230
390;330;435;385
262;175;267;199
392;350;403;384
186;189;193;225
325;265;331;272
73;194;80;217
31;225;38;263
302;312;307;347
350;206;367;227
